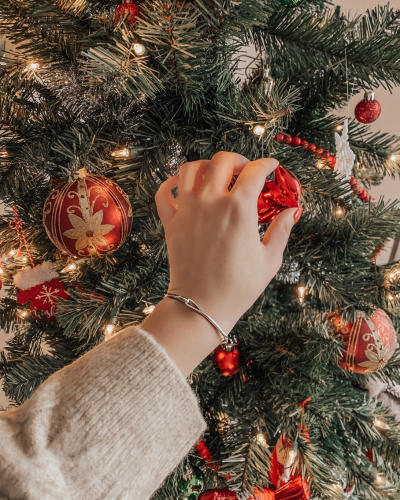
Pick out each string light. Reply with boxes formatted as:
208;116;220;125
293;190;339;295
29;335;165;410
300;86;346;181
9;249;16;256
111;148;130;158
375;475;384;484
336;207;344;217
297;275;306;303
22;256;27;262
256;433;267;445
63;262;77;272
133;43;146;56
105;323;115;336
18;310;29;319
143;304;155;315
336;125;343;131
27;62;39;71
374;418;390;429
253;125;266;137
317;161;324;169
0;267;3;274
388;294;394;301
390;155;397;161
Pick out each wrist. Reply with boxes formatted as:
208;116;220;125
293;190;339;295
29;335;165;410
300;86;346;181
141;296;224;377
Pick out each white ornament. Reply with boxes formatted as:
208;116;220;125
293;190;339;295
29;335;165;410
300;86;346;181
334;119;355;179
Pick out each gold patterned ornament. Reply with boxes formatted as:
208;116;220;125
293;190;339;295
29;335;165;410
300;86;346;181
43;168;133;258
327;309;398;374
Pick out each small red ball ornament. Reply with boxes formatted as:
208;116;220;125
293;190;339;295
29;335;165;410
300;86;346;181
198;488;238;500
284;136;292;145
291;137;302;147
300;140;308;149
355;91;381;124
328;309;397;373
115;1;142;26
307;144;316;152
43;168;133;259
257;165;301;224
212;342;241;376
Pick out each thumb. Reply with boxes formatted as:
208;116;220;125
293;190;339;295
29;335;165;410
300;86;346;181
262;207;302;263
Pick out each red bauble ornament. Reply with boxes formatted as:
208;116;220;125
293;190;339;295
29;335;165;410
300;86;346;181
43;168;133;259
14;262;68;321
257;165;301;224
355;91;381;124
249;488;275;500
328;309;397;373
115;1;142;26
198;488;238;500
314;147;324;155
307;144;316;152
300;140;308;149
275;476;310;500
291;137;302;147
212;343;241;376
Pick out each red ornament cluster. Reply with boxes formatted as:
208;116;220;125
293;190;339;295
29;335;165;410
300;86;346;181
272;134;374;204
114;1;142;26
196;440;220;471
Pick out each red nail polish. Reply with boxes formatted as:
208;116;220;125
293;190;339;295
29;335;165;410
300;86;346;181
294;207;303;224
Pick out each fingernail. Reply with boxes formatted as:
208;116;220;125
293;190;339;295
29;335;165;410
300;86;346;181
293;207;303;225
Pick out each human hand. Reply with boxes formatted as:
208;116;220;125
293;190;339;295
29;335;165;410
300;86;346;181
156;152;301;335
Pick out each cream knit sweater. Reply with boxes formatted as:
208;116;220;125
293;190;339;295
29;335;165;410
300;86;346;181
0;327;206;500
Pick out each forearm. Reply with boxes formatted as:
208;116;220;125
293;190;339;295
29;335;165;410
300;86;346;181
141;296;224;378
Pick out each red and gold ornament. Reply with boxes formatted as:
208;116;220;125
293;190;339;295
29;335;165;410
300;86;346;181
328;309;397;373
355;92;381;124
212;341;241;376
14;261;68;321
114;1;142;26
43;167;133;259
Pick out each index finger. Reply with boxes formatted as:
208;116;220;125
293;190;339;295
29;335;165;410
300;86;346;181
230;158;279;199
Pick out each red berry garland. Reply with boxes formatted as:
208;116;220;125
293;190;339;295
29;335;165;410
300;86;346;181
272;135;376;204
196;440;220;471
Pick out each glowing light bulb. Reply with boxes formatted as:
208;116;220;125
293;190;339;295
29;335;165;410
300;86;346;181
336;125;343;131
391;155;397;161
9;249;15;256
20;311;28;318
376;475;383;484
143;304;155;315
67;263;77;271
256;433;267;445
390;273;395;279
133;43;145;56
22;256;27;262
111;148;130;158
253;125;266;137
317;162;324;169
374;418;390;429
105;323;115;336
0;267;3;274
336;208;343;216
388;294;394;301
28;62;39;71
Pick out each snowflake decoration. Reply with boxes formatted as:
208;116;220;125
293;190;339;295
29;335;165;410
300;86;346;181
36;285;61;305
334;119;355;179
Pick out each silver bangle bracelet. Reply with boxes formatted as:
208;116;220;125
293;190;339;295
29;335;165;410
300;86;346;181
165;292;231;345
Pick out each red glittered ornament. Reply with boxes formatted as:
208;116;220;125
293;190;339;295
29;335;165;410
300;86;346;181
355;92;381;124
43;167;133;259
257;165;301;224
248;488;275;500
198;488;238;500
115;1;142;26
327;309;397;374
212;342;241;376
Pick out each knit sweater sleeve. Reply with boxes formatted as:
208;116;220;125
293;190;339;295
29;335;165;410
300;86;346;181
0;327;206;500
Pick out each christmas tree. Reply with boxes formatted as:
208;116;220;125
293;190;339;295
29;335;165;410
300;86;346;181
1;1;400;499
